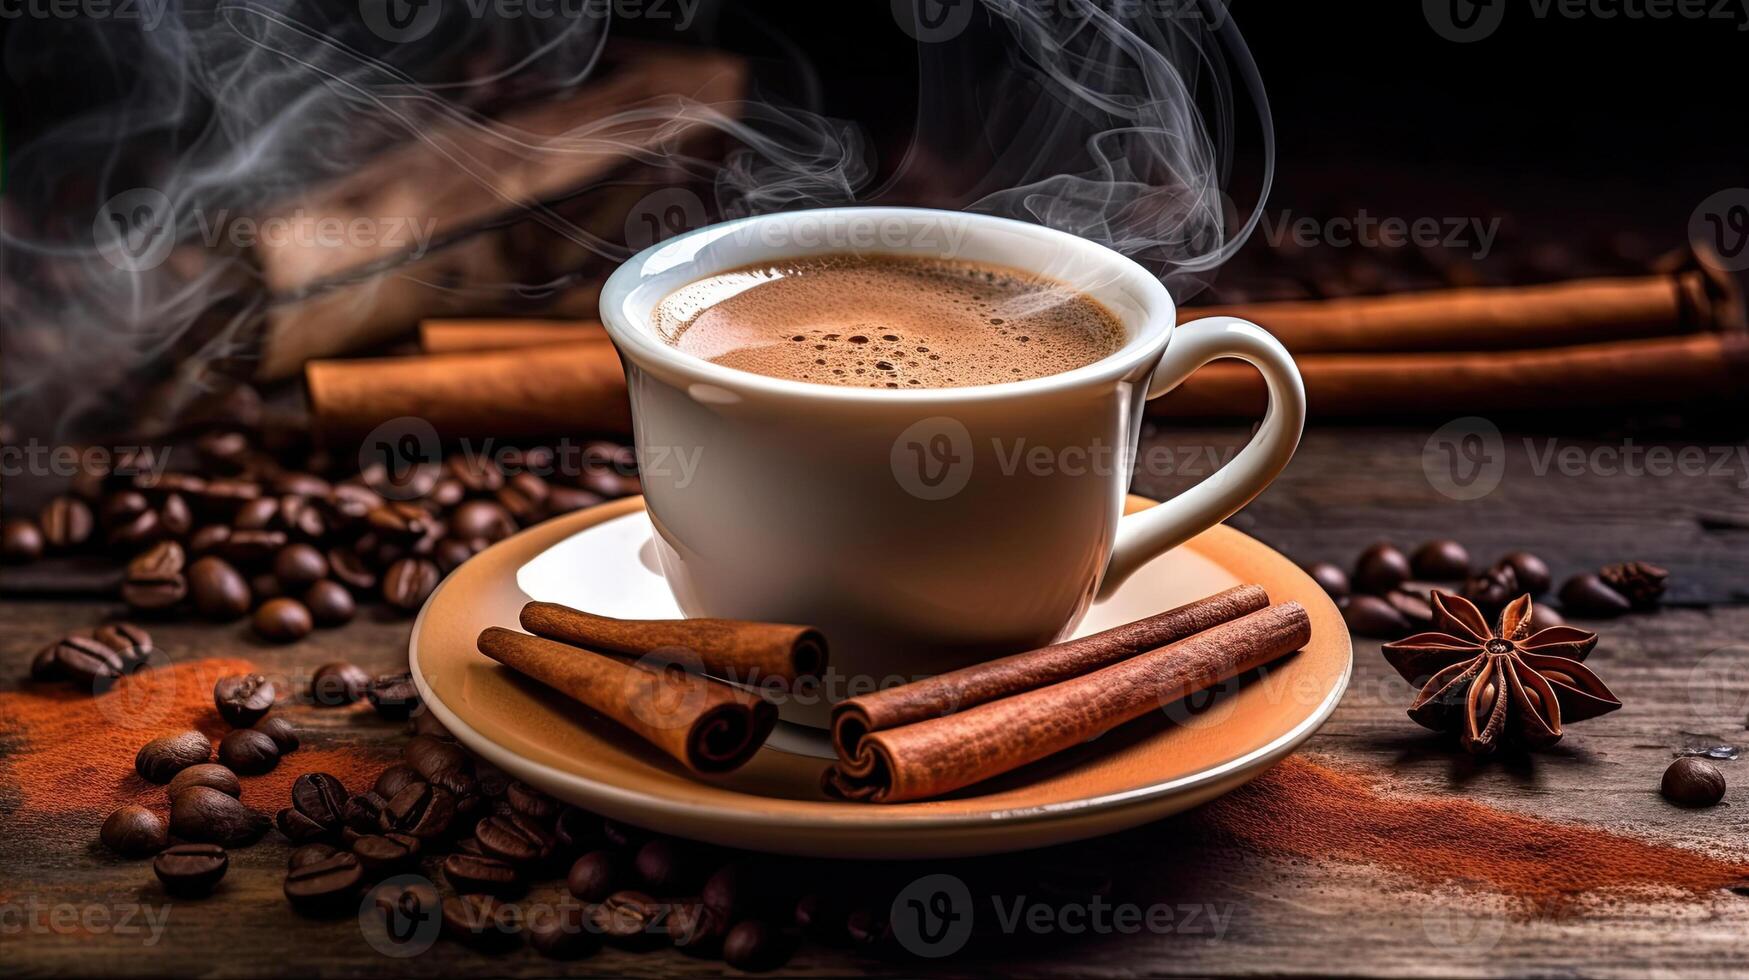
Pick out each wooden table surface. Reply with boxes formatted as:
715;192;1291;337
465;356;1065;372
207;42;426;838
5;420;1749;978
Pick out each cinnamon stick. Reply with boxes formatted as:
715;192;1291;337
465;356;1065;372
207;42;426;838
477;626;776;774
1185;263;1742;354
1153;333;1749;418
826;601;1311;803
306;341;630;443
421;320;605;354
520;601;827;688
831;584;1268;754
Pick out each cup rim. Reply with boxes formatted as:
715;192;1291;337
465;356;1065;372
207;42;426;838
599;207;1177;404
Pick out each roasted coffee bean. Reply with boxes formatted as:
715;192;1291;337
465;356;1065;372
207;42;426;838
432;537;478;573
668;901;727;954
1385;589;1434;629
495;486;543;525
1462;563;1520;614
382;557;440;612
1;518;45;563
592;890;663;948
373;764;422;801
1410;540;1471;580
310;661;371;706
213;672;276;727
544;486;604;516
442;894;522;948
443;853;523;895
454;837;486;857
154;843;228;897
1558;573;1632;617
93;622;153;666
302;581;356;628
411;710;453;740
601;818;646;850
101;490;150;530
158;494;193;538
1352;542;1411;595
1304;561;1349;600
188;556;251;621
273;543;328;590
1528;603;1566;631
723;919;787;971
580;468;641;499
187;524;231;557
505;780;559;822
343;792;389;833
284;851;364;916
327;483;384;524
221;529;286;565
218;728;281;775
170;786;270;846
567;850;626;902
554;806;603;854
367;673;421;721
123;541;188;610
254;716;300;753
107;505;163;548
447;456;505;494
405;734;469;779
1661;758;1726;807
381;781;455;841
1341;594;1411;639
234;496;280;530
529;901;601;959
253;597;313;643
136;731;212;783
52;635;126;691
449;500;516;542
474;759;511;798
1500;550;1552;595
374;879;440;938
477;814;555;865
426;768;482;817
326;547;377;592
277;806;331;844
291;772;350;828
368;502;437;539
351;833;421;875
702;861;751;918
28;642;63;682
166;764;240;800
40;495;94;549
251;572;284;601
288;843;339;870
634;838;698;892
101;804;168;857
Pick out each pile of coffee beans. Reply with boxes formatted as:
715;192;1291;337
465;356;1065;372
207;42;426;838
6;391;638;642
28;622;157;694
1304;539;1668;639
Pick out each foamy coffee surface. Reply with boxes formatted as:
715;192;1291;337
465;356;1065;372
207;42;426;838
654;255;1125;388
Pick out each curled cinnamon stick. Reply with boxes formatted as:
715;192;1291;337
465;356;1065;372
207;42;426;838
420;320;605;354
826;601;1311;803
306;341;630;443
476;626;776;774
831;584;1268;754
520;601;828;688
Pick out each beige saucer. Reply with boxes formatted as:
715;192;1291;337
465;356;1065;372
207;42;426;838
408;495;1351;858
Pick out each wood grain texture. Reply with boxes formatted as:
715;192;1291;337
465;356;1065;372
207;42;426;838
4;423;1749;977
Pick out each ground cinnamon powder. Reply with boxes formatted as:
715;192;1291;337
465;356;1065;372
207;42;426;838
0;658;395;843
1192;756;1749;913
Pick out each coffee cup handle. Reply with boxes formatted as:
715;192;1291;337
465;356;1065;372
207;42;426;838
1098;315;1306;598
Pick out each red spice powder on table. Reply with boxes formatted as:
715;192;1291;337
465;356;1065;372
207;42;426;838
0;657;396;844
1191;755;1749;913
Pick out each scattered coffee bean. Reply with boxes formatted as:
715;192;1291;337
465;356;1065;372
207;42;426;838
1600;560;1668;609
136;731;212;783
169;786;270;846
189;556;252;621
2;519;45;563
404;734;469;779
40;495;95;549
373;764;422;801
218;728;281;775
567;850;626;902
477;813;556;866
277;806;332;845
290;772;350;832
253;597;313;643
101;804;168;857
213;672;276;727
529;901;601;959
351;833;421;875
449;500;516;542
272;543;328;590
93;622;154;667
1410;540;1470;580
367;673;421;721
326;548;377;592
1341;593;1410;639
1661;758;1726;807
1559;573;1632;617
1304;561;1349;600
153;843;228;897
1385;589;1434;629
1352;542;1411;595
253;716;300;753
123;541;188;610
284;851;364;916
29;641;64;682
505;781;559;822
444;853;524;895
1528;603;1565;631
634;838;697;892
343;792;389;833
668;901;728;954
592;890;664;948
310;661;371;706
1499;551;1552;595
1462;563;1519;614
51;635;127;692
382;557;440;612
723;919;787;971
410;710;453;740
166;764;241;800
381;781;456;840
702;861;750;918
442;894;522;948
302;581;356;627
288;843;339;870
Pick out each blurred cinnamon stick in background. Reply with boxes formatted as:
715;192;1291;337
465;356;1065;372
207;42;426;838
420;319;604;354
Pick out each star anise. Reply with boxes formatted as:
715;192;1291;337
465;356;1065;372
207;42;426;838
1382;592;1621;754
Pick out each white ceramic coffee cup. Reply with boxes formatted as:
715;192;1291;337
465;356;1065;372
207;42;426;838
600;207;1305;727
